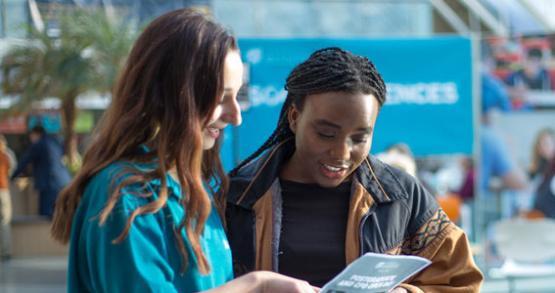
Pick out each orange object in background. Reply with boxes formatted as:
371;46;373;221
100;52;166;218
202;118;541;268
520;209;545;220
437;193;462;223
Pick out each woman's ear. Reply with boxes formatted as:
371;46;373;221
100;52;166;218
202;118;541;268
288;104;300;134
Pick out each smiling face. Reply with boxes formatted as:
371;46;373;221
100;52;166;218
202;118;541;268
282;91;380;187
202;50;244;150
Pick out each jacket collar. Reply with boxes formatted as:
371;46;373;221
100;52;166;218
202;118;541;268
357;156;407;203
228;139;407;209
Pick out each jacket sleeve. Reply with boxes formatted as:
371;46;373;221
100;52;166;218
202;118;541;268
397;209;483;293
10;143;39;179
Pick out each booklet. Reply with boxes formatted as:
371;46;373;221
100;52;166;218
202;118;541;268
321;252;431;293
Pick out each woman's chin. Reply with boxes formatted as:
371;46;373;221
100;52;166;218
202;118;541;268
202;136;216;150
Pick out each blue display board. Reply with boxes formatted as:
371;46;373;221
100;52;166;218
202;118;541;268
222;37;474;170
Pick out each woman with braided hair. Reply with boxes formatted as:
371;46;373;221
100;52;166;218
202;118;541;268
226;47;483;292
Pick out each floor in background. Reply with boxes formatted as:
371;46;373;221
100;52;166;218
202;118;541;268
1;256;555;292
0;257;66;293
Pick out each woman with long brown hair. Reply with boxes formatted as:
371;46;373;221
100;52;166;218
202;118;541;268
529;128;555;180
51;9;316;293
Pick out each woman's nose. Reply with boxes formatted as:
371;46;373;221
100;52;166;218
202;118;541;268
222;99;242;126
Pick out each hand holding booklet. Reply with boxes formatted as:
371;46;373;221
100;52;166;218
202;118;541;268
321;252;431;293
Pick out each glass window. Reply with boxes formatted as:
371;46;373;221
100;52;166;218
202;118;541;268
212;0;432;37
2;0;29;38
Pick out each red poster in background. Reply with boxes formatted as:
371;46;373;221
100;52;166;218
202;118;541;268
0;115;27;133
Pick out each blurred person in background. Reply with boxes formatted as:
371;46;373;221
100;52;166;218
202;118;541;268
227;47;483;293
456;157;475;238
479;56;530;261
505;48;551;110
506;48;551;91
480;127;527;193
533;155;555;218
0;134;16;261
528;128;555;181
481;66;528;193
480;40;526;194
377;142;438;197
378;144;466;224
481;71;512;114
376;143;416;178
50;9;316;293
480;92;528;224
10;125;71;218
458;158;475;202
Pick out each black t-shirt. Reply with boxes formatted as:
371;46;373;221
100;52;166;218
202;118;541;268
534;175;555;218
278;179;351;287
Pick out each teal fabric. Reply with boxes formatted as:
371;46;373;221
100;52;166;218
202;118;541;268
67;162;233;292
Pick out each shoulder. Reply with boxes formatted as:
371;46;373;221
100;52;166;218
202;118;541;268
367;155;424;198
231;152;267;181
367;156;438;224
81;162;154;215
227;156;261;205
230;140;295;182
73;162;171;249
228;148;279;204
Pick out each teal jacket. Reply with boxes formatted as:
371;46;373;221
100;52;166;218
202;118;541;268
68;162;232;292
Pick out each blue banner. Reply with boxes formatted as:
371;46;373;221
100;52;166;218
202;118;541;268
222;37;474;170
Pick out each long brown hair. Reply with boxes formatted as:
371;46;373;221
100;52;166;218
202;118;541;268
529;128;555;178
51;9;237;274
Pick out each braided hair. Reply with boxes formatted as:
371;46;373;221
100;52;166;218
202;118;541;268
230;47;387;176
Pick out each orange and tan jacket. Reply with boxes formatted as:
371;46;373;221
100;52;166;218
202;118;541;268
226;141;483;292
